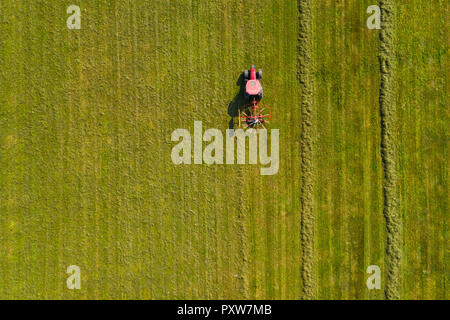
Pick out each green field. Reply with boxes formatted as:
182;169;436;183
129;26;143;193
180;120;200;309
0;0;447;299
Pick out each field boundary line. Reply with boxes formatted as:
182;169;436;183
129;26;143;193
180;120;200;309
378;0;401;300
297;0;315;300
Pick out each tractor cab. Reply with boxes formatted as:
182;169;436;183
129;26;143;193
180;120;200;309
243;65;263;101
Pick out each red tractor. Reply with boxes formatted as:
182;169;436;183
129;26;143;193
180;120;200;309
239;65;271;129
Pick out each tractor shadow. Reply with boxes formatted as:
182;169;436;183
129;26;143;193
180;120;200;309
227;73;248;131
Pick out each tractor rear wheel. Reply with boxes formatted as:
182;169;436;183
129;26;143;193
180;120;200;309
257;69;262;79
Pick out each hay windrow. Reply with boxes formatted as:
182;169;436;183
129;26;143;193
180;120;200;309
297;0;315;300
378;0;401;300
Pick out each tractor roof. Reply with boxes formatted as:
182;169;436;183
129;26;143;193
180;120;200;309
246;80;262;95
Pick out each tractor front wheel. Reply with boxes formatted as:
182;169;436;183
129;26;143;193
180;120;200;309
243;70;249;79
257;69;262;79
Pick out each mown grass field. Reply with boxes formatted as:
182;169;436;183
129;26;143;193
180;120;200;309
0;0;447;299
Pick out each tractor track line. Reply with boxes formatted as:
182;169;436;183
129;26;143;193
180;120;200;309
297;0;315;300
378;0;401;300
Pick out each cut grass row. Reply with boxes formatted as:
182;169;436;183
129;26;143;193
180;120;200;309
298;0;315;300
378;0;401;300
